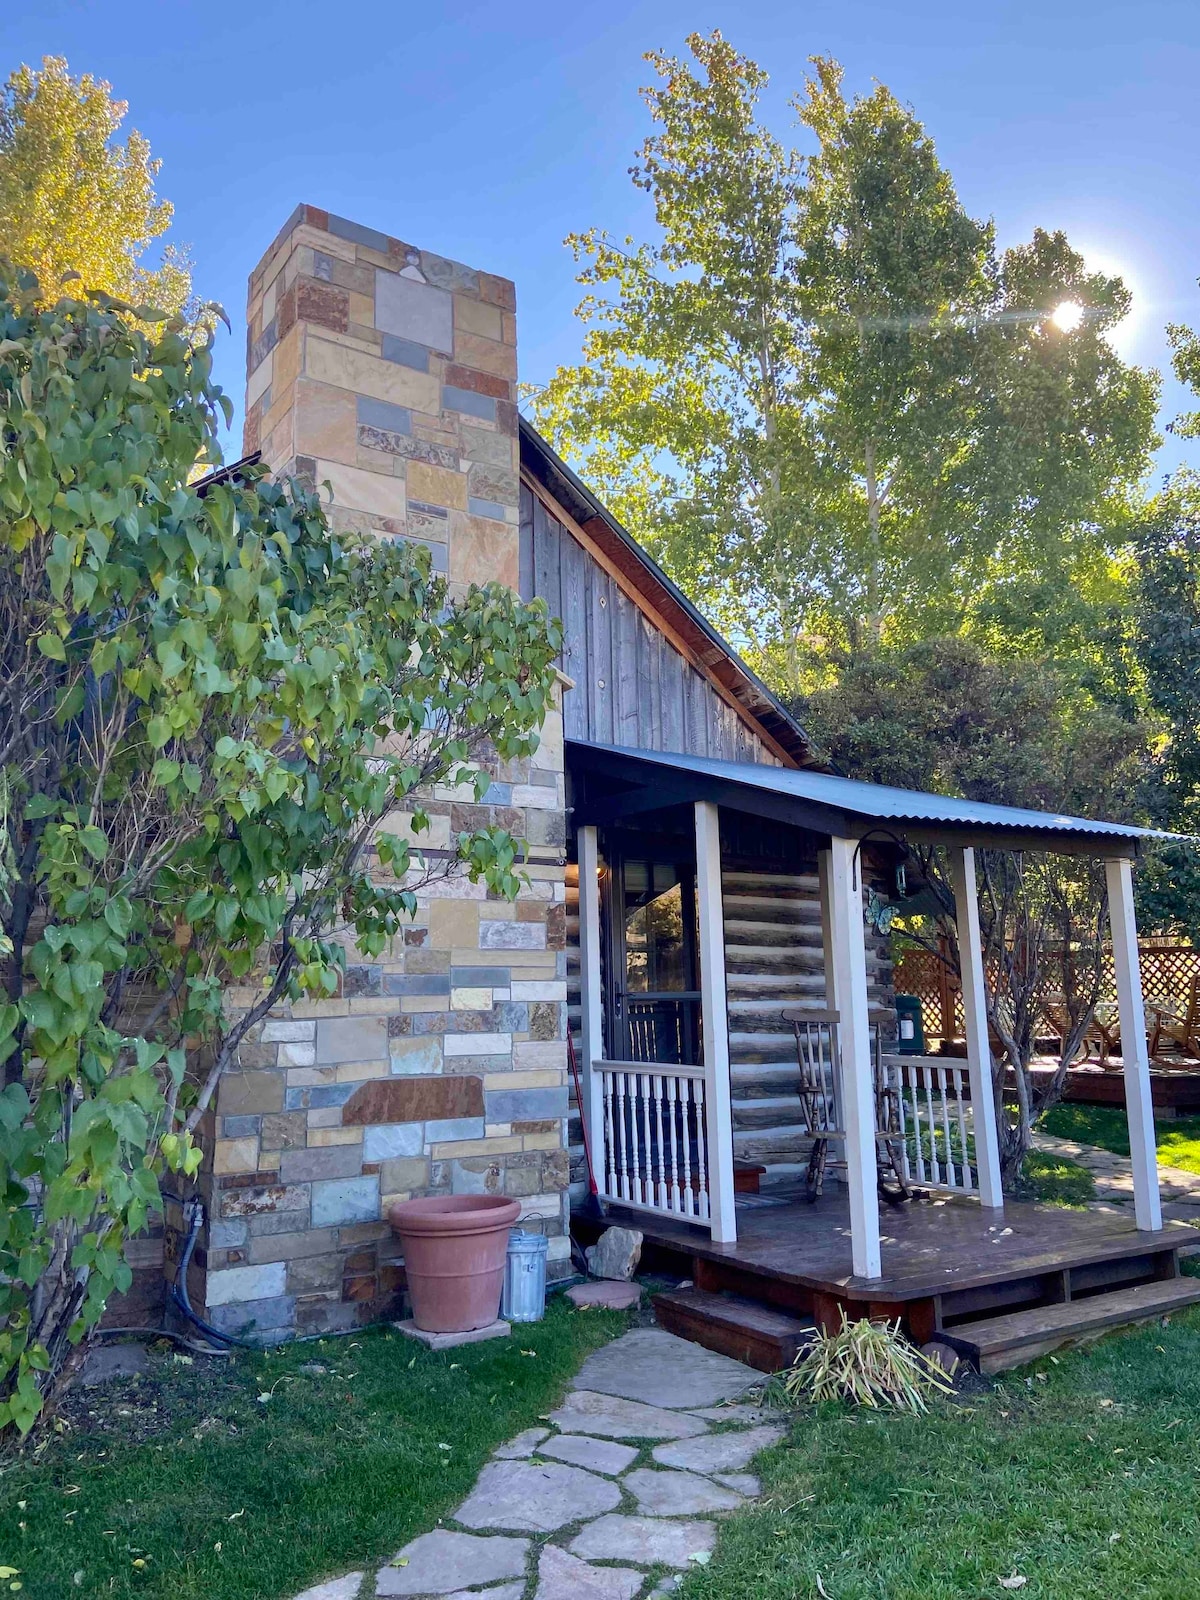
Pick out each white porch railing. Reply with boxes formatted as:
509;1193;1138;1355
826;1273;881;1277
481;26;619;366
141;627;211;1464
594;1060;712;1222
882;1055;978;1195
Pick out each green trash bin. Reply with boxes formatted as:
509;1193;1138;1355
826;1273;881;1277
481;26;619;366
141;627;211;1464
894;994;925;1055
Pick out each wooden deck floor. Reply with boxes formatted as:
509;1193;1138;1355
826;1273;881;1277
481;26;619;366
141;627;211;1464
607;1187;1195;1304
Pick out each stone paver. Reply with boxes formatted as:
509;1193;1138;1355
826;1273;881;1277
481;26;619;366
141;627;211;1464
455;1457;620;1532
538;1432;639;1475
444;1587;524;1600
568;1513;718;1569
566;1280;642;1311
573;1327;757;1409
687;1403;776;1426
1034;1130;1200;1232
549;1389;709;1440
653;1423;786;1474
713;1471;761;1496
291;1577;362;1600
625;1466;745;1516
301;1325;780;1600
535;1543;642;1600
80;1343;151;1386
374;1530;528;1596
494;1425;550;1458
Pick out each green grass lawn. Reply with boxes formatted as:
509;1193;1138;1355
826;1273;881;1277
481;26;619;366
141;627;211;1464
1041;1102;1200;1175
681;1306;1200;1600
1019;1148;1098;1206
0;1297;628;1600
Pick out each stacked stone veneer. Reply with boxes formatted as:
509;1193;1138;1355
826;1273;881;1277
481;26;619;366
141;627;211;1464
182;207;569;1342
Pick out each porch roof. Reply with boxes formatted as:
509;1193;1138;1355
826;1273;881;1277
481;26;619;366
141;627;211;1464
567;739;1175;856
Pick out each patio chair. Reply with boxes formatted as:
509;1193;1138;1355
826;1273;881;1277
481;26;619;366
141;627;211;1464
1041;995;1122;1071
1148;974;1200;1063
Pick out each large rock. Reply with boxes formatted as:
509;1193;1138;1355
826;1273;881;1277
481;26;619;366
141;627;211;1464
455;1458;620;1533
584;1226;643;1281
568;1514;718;1569
534;1544;642;1600
548;1389;709;1441
574;1328;757;1409
375;1530;528;1596
624;1467;745;1516
652;1423;786;1474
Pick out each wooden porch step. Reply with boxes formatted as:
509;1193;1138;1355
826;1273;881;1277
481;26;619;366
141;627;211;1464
653;1286;814;1373
945;1276;1200;1374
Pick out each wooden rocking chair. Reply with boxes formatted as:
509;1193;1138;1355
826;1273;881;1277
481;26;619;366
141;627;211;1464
782;1007;911;1207
1148;974;1200;1064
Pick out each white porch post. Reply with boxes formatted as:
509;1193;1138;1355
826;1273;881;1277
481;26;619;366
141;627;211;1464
947;846;1004;1208
825;837;882;1278
577;825;607;1198
694;801;737;1243
1106;856;1162;1232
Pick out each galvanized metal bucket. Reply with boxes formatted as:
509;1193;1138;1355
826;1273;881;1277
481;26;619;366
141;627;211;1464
501;1224;548;1323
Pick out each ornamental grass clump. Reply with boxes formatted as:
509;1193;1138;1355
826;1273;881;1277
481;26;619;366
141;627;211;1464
783;1313;955;1414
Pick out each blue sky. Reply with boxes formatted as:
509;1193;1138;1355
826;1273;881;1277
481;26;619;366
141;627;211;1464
4;0;1199;478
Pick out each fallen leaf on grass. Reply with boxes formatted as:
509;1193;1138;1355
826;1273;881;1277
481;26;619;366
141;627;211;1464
998;1576;1027;1591
689;1551;711;1566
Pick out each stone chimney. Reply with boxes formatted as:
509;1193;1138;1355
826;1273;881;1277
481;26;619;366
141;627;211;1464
243;204;520;591
185;210;568;1344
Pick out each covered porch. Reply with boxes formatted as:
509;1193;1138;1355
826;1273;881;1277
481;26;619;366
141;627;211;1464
568;739;1199;1364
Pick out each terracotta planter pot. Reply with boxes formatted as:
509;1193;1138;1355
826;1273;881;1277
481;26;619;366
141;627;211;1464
389;1194;521;1333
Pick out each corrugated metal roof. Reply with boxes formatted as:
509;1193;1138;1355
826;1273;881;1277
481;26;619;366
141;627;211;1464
568;740;1176;847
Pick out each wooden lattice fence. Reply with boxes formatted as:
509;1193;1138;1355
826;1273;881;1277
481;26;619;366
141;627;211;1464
892;939;1200;1046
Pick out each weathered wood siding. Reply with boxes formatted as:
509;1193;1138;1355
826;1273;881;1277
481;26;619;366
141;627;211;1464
520;484;781;765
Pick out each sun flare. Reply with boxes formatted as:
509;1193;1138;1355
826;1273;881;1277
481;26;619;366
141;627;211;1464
1050;299;1086;333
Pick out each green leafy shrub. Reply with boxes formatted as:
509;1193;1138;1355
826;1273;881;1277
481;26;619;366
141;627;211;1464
0;263;561;1433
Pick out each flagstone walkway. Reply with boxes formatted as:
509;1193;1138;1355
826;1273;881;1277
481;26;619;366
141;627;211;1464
1034;1129;1200;1231
286;1328;782;1600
